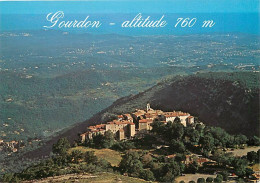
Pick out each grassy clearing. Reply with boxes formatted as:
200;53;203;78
251;164;260;171
75;172;149;183
226;146;260;157
22;172;149;183
69;146;122;166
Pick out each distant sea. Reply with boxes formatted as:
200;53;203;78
0;13;259;35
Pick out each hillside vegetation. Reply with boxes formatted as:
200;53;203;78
69;147;122;166
108;72;259;136
22;72;259;161
3;114;259;182
22;172;149;183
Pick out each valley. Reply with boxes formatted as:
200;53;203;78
0;31;259;179
0;31;258;144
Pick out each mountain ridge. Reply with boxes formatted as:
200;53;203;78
23;72;259;160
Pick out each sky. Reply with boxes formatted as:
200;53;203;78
0;0;259;14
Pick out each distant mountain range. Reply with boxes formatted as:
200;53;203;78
24;71;259;160
2;31;258;144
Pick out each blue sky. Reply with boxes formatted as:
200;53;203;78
0;0;259;14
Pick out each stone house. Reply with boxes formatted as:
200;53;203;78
80;120;135;142
139;119;153;131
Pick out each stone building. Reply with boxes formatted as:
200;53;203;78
80;103;195;142
139;119;153;131
80;120;135;142
163;111;194;127
123;114;134;122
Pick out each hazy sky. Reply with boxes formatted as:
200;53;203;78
0;0;259;14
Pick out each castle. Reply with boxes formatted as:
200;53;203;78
80;104;194;142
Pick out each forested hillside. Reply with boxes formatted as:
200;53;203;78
23;72;259;160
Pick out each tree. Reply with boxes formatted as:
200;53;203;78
2;173;14;182
186;161;199;174
247;151;258;163
215;174;223;182
119;151;143;176
20;159;59;180
151;121;165;135
69;150;83;163
101;130;115;148
209;127;231;147
234;135;248;145
167;159;183;176
174;117;181;123
112;140;135;151
141;154;153;167
52;137;71;156
159;159;183;182
175;153;186;162
195;123;204;135
212;149;224;159
170;139;186;153
140;169;155;181
245;168;254;178
165;121;184;140
237;178;245;183
185;127;200;144
53;154;69;166
247;136;260;146
200;134;214;156
160;170;175;183
83;151;98;164
213;177;222;183
206;177;214;183
92;134;103;148
197;177;206;183
92;130;115;148
219;171;229;181
96;158;111;169
232;158;248;177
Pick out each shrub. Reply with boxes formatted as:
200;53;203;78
216;174;223;181
52;138;71;156
206;177;214;183
140;169;155;181
213;177;222;183
197;177;206;183
219;171;228;181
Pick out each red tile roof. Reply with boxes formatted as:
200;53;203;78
164;111;190;117
107;120;134;125
139;119;153;123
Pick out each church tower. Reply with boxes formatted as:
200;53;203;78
147;103;151;112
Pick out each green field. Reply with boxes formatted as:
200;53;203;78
69;146;122;167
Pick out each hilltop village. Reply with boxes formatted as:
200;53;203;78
2;104;259;183
80;104;194;142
